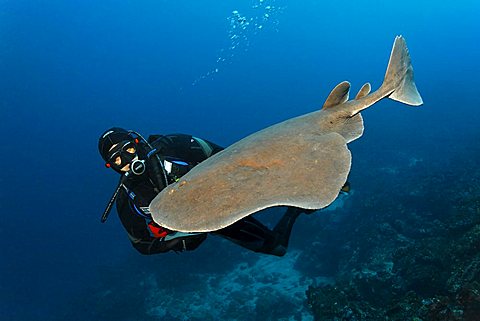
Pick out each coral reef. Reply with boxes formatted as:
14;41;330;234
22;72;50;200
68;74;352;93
305;146;480;320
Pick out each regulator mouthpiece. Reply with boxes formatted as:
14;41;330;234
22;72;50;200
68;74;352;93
131;159;146;175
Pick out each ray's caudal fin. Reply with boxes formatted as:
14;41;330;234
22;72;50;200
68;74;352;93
382;35;423;106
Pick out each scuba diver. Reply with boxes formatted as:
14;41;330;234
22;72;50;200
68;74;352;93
98;127;306;256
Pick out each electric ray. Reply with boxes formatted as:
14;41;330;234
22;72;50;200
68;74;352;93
150;36;423;232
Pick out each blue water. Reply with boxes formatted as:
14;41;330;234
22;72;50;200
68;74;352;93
1;0;479;320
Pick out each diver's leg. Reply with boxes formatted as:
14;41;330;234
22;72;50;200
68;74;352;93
213;216;287;256
214;207;304;256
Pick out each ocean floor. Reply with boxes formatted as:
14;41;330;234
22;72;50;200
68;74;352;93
147;250;316;321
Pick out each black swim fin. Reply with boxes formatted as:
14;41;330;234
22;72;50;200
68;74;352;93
273;207;303;248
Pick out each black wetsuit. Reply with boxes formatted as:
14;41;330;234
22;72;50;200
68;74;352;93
116;134;301;256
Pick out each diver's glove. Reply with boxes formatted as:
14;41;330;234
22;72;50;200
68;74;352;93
147;221;173;238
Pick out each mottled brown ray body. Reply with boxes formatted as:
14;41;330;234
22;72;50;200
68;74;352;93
150;36;423;232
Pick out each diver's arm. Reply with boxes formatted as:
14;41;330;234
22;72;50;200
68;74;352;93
151;134;224;165
129;236;185;255
130;234;207;255
119;216;190;254
116;191;206;254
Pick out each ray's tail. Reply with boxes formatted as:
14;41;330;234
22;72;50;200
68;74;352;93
382;36;423;106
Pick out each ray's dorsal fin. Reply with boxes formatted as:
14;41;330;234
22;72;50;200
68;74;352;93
322;81;351;109
355;83;371;100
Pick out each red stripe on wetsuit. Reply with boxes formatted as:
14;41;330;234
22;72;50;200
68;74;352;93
147;221;172;238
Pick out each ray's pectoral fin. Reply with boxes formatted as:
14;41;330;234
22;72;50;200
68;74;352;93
322;81;351;109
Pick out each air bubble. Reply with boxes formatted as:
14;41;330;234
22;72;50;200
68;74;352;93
193;0;284;86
